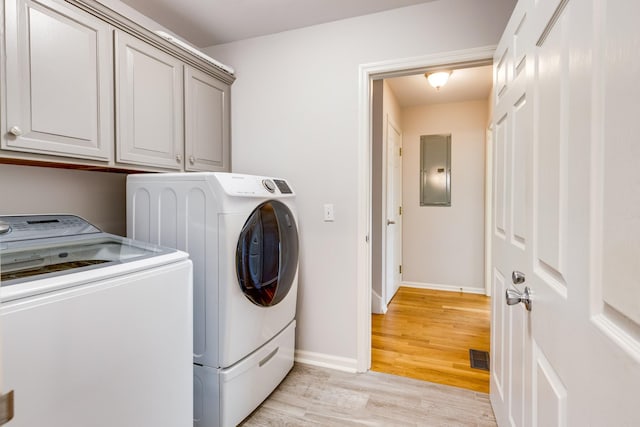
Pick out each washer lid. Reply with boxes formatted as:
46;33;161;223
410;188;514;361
1;236;172;286
0;215;174;287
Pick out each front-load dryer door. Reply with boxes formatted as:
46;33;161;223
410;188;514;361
236;200;298;307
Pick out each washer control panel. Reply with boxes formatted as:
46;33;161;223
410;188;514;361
0;215;101;243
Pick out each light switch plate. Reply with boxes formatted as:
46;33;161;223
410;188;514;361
323;204;335;222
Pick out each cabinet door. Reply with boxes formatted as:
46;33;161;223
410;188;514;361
2;0;112;160
115;30;183;169
184;66;230;172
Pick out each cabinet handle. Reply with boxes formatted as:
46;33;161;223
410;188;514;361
176;154;182;162
189;156;195;165
8;126;22;136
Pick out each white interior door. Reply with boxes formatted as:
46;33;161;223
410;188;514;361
491;0;640;425
490;2;532;423
385;118;402;304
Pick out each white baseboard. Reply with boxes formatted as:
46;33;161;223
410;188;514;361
402;281;487;295
371;290;387;314
294;350;358;373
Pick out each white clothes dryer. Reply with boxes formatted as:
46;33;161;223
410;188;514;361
127;173;299;427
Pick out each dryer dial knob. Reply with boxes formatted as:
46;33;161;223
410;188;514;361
262;179;276;193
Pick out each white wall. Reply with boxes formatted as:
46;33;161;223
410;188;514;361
0;164;126;235
383;81;402;128
206;0;514;367
402;100;488;292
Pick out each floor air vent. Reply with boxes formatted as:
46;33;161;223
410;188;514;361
469;349;490;371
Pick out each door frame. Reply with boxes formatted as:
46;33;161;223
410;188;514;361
356;45;496;371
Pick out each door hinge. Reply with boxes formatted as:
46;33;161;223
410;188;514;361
399;265;402;274
399;206;402;216
0;390;14;425
399;147;402;157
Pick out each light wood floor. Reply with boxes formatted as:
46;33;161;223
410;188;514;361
371;287;491;393
241;363;496;426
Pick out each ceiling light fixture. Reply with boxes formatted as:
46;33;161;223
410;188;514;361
425;71;452;90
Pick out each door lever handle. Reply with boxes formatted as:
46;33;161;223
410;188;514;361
387;219;396;225
505;286;532;311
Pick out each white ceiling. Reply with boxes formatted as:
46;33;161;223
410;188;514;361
118;0;438;47
385;65;493;107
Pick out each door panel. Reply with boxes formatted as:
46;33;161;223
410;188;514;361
530;0;575;385
535;9;565;278
3;0;112;160
115;30;183;169
491;269;506;400
588;0;640;424
492;0;640;425
184;66;230;172
509;303;528;427
493;115;507;238
534;346;567;427
384;119;402;304
511;95;529;247
599;0;640;328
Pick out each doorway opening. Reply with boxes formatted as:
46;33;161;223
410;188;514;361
355;46;496;389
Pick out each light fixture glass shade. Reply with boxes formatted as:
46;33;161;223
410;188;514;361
426;71;451;89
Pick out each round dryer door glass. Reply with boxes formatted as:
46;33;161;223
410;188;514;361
236;200;299;306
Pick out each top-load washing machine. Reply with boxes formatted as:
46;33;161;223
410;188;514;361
127;172;299;427
0;214;193;427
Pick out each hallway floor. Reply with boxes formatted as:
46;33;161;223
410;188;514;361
371;287;491;393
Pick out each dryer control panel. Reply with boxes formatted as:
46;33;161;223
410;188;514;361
273;179;293;194
0;215;101;243
216;173;295;197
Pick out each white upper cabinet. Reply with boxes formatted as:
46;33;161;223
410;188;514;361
1;0;234;171
2;0;113;160
184;66;230;172
115;30;184;170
